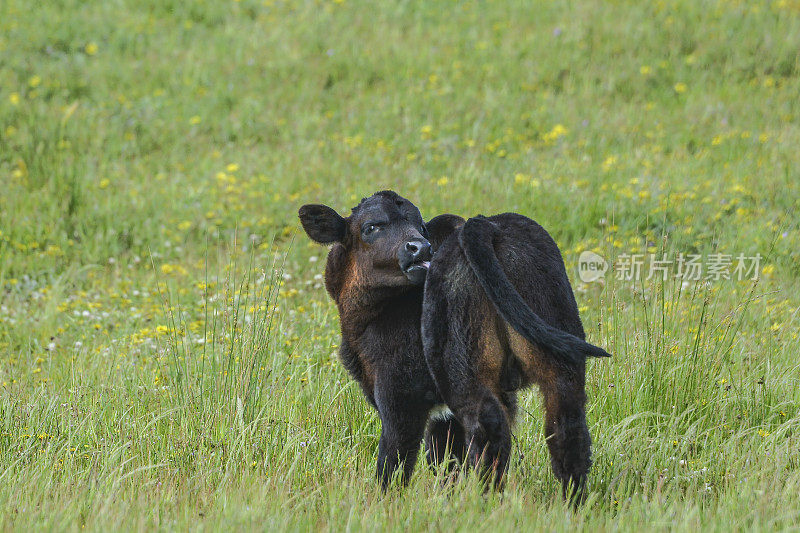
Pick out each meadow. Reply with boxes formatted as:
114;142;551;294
1;0;799;530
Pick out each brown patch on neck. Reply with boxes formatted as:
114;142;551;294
323;250;377;394
338;259;369;324
330;253;387;339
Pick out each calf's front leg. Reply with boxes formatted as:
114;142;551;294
374;385;428;489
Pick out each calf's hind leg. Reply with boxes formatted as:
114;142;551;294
430;379;511;488
541;369;591;503
424;412;466;473
428;336;511;486
462;389;512;487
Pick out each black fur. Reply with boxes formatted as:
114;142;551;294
422;213;609;502
298;191;465;489
300;192;608;501
459;215;611;364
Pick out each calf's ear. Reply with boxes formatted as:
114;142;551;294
426;213;465;250
298;204;347;244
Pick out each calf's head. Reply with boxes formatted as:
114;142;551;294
299;191;433;302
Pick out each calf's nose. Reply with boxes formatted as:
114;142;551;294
404;240;431;261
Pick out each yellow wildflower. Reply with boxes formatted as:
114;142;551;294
542;124;568;143
602;156;617;172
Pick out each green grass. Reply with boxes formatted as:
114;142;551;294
1;0;799;530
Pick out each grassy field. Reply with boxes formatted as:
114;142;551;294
2;0;799;530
